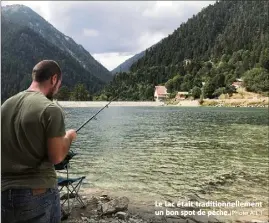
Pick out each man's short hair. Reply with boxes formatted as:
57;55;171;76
32;60;62;82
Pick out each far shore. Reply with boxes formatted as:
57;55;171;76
58;101;167;107
57;100;200;107
57;98;268;108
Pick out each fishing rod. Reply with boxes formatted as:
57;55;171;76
76;97;116;133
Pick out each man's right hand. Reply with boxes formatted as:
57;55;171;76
47;129;78;164
66;129;77;142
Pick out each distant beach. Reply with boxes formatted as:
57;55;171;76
57;100;200;107
57;98;268;108
58;101;166;107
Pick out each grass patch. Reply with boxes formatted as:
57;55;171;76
200;100;219;106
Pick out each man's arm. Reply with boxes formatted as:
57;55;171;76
47;130;76;164
41;104;77;164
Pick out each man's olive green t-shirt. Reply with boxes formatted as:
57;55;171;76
1;91;66;191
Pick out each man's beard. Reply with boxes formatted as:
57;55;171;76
46;93;54;101
46;86;56;101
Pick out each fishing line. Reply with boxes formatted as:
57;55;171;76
75;97;117;133
55;97;118;183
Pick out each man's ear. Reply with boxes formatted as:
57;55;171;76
52;74;58;85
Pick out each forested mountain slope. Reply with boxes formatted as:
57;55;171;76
100;1;269;101
2;5;113;101
111;51;145;75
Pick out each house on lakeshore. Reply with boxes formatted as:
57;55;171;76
175;91;189;100
184;59;191;66
154;86;169;102
232;78;243;89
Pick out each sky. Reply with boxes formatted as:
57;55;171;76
2;1;214;71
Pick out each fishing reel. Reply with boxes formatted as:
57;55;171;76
54;150;77;170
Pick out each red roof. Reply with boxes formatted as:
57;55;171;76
175;92;188;99
155;86;167;96
232;82;243;86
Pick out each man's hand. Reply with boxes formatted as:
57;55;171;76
66;129;77;142
47;129;78;164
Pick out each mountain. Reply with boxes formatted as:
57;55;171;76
111;43;160;75
111;51;145;75
130;1;269;71
100;0;269;101
1;5;113;101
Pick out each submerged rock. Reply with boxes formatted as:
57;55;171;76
101;196;129;215
115;211;129;220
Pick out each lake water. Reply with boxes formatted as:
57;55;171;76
62;106;268;219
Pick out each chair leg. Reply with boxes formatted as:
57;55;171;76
65;178;86;210
58;177;86;217
72;179;86;208
61;208;70;221
71;179;86;208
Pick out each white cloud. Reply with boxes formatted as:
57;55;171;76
83;28;99;37
93;53;134;71
143;1;176;18
137;32;167;52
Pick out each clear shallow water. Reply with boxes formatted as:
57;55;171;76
62;106;268;211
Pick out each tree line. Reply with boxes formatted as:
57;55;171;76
97;0;269;100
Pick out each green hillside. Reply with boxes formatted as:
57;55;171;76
100;1;269;101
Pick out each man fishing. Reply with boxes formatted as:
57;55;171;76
1;60;77;223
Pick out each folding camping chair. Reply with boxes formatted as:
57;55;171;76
55;150;86;220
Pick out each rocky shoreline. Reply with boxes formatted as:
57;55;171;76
63;193;268;223
199;99;268;108
165;98;268;108
64;194;221;223
65;195;149;223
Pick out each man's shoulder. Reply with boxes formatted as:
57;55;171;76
42;101;64;117
2;91;61;114
20;92;55;112
1;91;27;108
3;91;47;104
